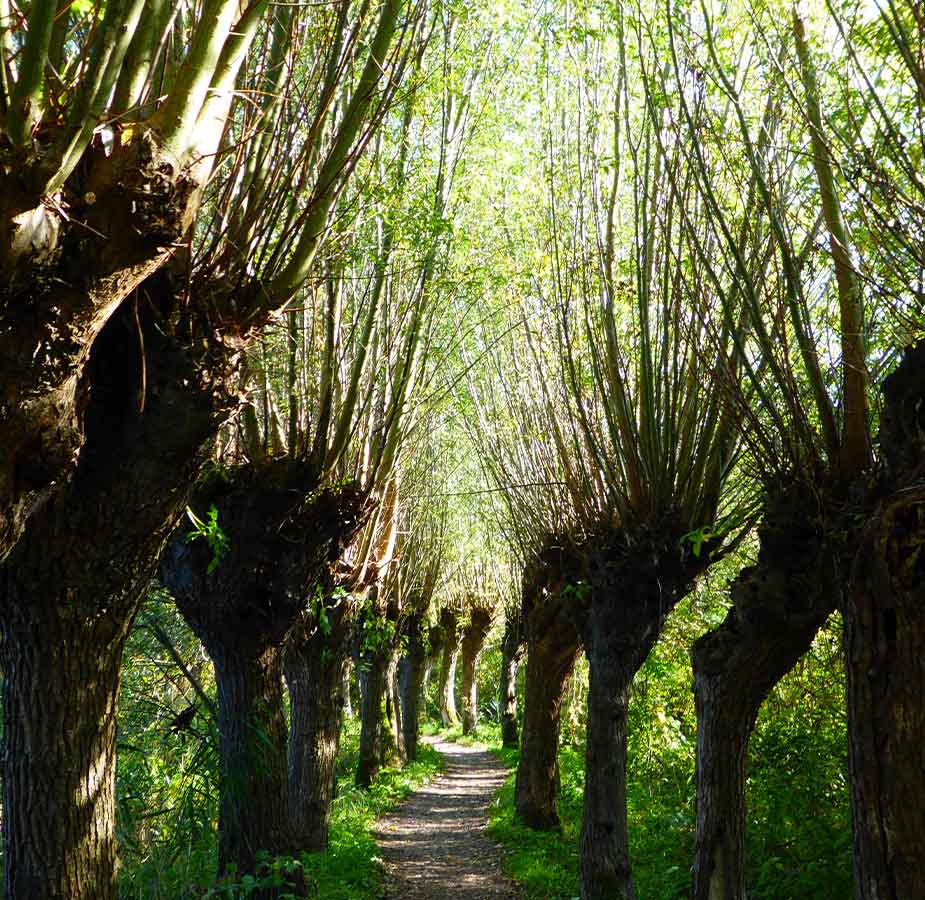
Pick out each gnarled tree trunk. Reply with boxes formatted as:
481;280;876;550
579;532;701;900
499;610;525;748
845;343;925;899
390;651;406;761
356;641;402;787
422;623;445;700
0;131;198;563
160;464;365;881
398;610;428;761
0;293;219;900
209;643;292;877
437;606;461;727
691;489;839;900
460;606;493;735
0;588;135;900
515;547;583;830
285;596;357;851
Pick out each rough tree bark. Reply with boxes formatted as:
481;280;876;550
343;657;355;718
398;609;428;761
499;610;525;749
515;545;583;830
437;606;462;727
422;622;445;698
160;463;365;880
356;590;403;787
845;343;925;899
579;527;704;900
691;487;840;900
0;131;197;562
285;596;358;851
460;605;493;735
0;288;220;900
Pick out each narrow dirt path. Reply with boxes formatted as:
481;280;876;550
374;738;522;899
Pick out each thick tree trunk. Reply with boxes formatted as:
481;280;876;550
515;594;581;830
581;655;635;900
0;293;218;900
398;653;426;761
422;623;445;700
440;645;461;727
284;598;355;852
499;612;525;749
437;607;461;727
356;643;401;786
0;134;198;562
161;463;365;881
398;612;428;761
460;607;493;735
390;652;406;762
210;644;292;875
845;343;925;900
691;493;839;900
0;595;134;900
579;534;699;900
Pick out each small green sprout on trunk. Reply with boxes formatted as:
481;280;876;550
185;505;229;574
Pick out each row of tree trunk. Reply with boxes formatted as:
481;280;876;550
509;343;925;900
158;462;369;889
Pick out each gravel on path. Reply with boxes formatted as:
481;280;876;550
374;739;522;899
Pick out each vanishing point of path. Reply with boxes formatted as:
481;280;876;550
375;738;523;899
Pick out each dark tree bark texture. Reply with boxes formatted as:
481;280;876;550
210;644;291;877
846;342;925;900
515;543;583;830
691;488;840;900
285;596;357;851
579;526;703;900
460;605;493;735
356;589;403;788
0;291;219;900
398;611;428;761
0;132;197;562
422;623;445;699
160;462;365;879
499;610;525;749
390;651;405;762
437;606;461;727
356;642;391;787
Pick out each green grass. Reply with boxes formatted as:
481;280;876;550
485;746;580;900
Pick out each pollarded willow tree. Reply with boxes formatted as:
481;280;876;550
391;466;449;761
632;0;923;894
455;567;498;735
162;4;484;855
463;327;586;829
498;595;525;749
467;3;750;894
0;3;424;896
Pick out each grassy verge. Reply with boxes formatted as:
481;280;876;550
486;735;851;900
485;745;581;900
